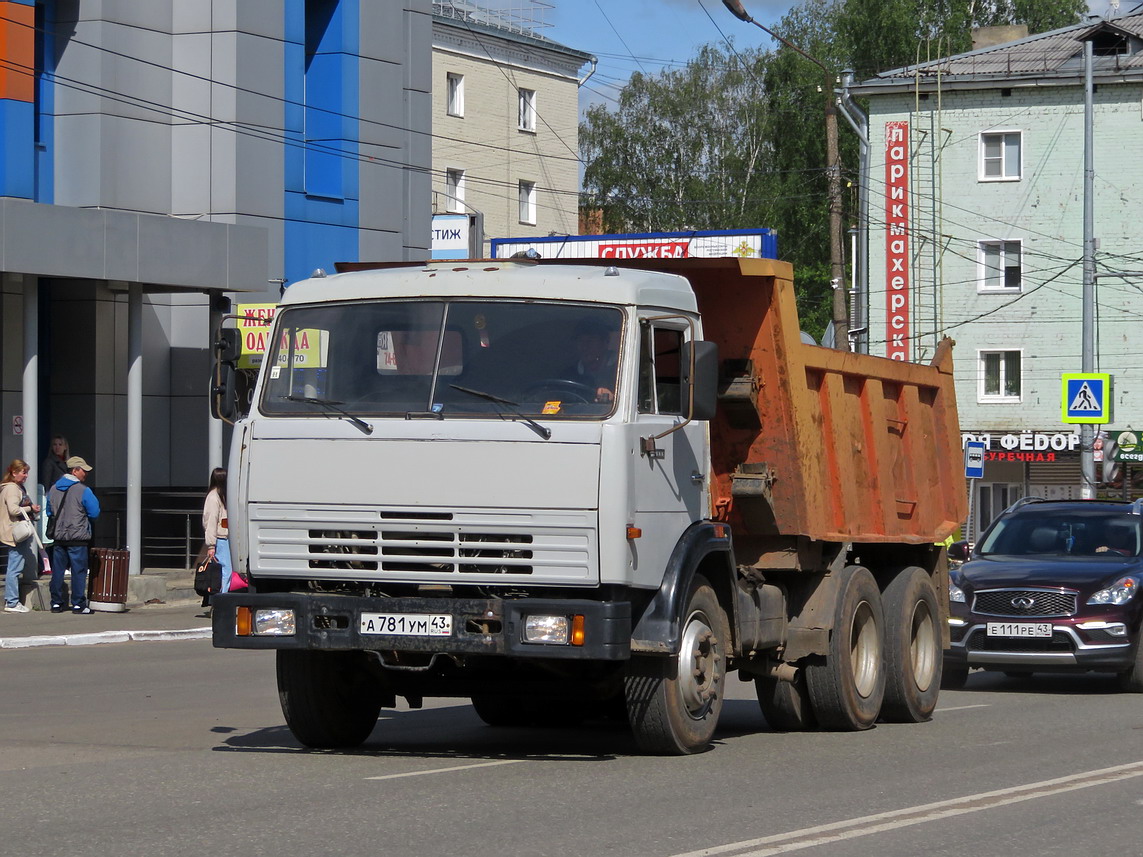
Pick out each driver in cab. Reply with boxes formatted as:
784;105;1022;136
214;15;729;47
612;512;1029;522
562;321;616;404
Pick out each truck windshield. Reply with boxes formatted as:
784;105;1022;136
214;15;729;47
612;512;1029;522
259;300;624;419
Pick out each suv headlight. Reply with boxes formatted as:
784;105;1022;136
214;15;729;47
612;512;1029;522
949;580;966;603
1088;576;1140;606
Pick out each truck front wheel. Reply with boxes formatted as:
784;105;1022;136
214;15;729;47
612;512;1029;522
625;575;727;755
277;650;383;749
880;566;942;722
805;566;886;730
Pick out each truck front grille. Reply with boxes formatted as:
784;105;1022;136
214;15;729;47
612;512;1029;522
252;505;595;585
306;529;535;574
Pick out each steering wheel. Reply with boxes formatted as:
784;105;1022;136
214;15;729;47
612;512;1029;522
517;379;596;404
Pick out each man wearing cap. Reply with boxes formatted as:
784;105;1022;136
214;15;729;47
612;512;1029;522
46;456;101;614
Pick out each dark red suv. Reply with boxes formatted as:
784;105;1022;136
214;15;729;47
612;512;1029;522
945;498;1143;690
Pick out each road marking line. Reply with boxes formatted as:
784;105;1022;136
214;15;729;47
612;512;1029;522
936;703;990;712
366;759;526;781
670;761;1143;857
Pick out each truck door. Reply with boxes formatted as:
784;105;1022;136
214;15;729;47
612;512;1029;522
626;318;708;585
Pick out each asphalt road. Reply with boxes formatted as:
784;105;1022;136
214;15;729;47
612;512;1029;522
4;641;1142;857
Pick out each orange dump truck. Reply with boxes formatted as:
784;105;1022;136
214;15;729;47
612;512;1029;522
211;256;966;755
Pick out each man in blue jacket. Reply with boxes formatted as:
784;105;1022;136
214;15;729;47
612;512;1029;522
46;456;101;614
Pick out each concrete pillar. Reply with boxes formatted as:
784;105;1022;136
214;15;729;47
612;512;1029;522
127;285;143;575
21;277;38;488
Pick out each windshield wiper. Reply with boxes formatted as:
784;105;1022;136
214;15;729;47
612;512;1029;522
449;385;551;440
284;395;374;435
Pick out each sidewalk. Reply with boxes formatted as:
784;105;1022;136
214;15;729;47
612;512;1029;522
0;568;212;650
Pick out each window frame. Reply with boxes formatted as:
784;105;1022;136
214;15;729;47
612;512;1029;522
977;348;1023;403
445;168;465;213
979;130;1022;181
446;72;464;118
977;239;1023;293
518;180;536;225
518;88;536;133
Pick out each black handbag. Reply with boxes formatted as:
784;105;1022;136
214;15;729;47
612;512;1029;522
194;556;224;597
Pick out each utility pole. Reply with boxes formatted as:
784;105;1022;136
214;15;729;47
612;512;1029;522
1081;35;1096;499
722;0;848;351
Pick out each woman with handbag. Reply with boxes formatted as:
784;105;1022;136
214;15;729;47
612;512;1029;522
200;467;232;615
1;459;41;613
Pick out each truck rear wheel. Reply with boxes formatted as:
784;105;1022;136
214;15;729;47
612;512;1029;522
755;673;816;731
626;575;727;754
805;566;885;730
277;650;383;749
880;566;941;722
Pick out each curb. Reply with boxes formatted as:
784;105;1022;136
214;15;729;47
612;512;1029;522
0;627;212;649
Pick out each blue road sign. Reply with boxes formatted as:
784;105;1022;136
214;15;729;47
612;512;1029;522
1062;373;1111;424
964;441;985;479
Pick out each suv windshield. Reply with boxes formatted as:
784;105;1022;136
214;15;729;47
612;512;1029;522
259;300;623;419
978;509;1142;557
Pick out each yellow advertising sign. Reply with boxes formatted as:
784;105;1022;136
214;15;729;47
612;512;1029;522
236;304;323;370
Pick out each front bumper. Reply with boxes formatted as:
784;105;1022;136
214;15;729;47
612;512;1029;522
211;591;631;661
946;620;1134;672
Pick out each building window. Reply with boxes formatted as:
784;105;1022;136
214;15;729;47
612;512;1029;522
445;169;465;213
979;350;1022;402
518;180;536;224
978;240;1022;291
447;72;464;117
518;88;536;132
980;131;1021;180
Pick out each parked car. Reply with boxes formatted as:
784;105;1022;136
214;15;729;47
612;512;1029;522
944;498;1143;690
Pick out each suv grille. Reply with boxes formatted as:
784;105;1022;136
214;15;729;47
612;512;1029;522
973;588;1077;618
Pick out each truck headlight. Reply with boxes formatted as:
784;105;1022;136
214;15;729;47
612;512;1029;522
524;614;570;645
254;608;297;636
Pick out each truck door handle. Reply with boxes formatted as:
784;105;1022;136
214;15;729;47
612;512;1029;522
691;471;704;485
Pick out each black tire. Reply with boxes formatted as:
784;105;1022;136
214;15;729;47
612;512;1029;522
277;650;383;749
880;567;942;722
755;673;816;731
940;662;969;690
626;575;728;754
805;566;886;730
1117;638;1143;692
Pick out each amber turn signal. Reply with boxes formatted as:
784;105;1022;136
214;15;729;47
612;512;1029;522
626;526;642;539
571;614;585;646
235;606;253;637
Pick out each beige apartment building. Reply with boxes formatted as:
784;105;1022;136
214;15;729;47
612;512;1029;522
431;2;594;253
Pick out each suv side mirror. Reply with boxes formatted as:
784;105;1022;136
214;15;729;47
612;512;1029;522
682;340;718;421
947;540;970;561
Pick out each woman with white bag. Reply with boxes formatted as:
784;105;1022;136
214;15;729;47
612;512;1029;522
1;459;41;613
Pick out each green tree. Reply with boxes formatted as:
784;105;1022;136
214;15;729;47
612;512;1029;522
580;44;773;233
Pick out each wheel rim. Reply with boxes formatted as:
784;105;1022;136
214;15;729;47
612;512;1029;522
909;599;937;693
678;608;721;720
850;600;881;699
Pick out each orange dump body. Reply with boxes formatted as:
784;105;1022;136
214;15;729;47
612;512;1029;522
553;256;967;545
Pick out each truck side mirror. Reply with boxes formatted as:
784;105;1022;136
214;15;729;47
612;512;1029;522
210;328;246;423
211;363;239;422
216;328;241;363
682;340;719;421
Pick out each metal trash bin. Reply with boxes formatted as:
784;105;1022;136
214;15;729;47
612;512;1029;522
89;548;130;612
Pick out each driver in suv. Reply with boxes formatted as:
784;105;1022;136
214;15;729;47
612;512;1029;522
944;498;1143;691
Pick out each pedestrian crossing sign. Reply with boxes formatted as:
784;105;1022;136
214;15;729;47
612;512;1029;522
1061;373;1111;424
